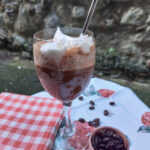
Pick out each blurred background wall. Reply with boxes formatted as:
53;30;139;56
0;0;150;78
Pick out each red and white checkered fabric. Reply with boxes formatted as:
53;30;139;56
0;92;63;150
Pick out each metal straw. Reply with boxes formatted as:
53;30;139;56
82;0;98;34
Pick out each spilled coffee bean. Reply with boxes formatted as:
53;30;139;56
104;110;109;116
79;96;84;101
89;106;95;110
93;118;100;123
109;101;115;106
88;118;101;127
78;118;85;123
88;121;93;126
78;117;100;127
90;100;95;105
93;121;100;127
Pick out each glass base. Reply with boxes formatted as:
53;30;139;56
53;126;75;150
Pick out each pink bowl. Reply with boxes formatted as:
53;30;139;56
88;126;129;150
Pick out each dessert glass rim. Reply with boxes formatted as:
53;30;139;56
33;27;94;42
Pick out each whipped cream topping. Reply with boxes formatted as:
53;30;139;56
40;27;93;57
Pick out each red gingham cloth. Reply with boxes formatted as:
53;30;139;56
0;92;63;150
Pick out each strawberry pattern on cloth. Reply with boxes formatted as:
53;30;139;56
68;121;95;149
138;112;150;133
0;92;63;150
98;89;115;98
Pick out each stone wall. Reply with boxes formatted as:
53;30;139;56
0;0;150;78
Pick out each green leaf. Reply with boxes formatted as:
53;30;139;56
137;126;150;133
108;48;115;54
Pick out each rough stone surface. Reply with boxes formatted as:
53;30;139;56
72;6;86;18
121;7;145;26
146;15;150;24
146;26;150;32
0;29;7;40
0;0;149;78
21;51;32;59
44;14;62;28
120;42;141;55
12;34;26;47
146;50;150;57
15;3;38;34
146;60;150;68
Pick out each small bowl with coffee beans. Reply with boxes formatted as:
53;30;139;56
88;126;129;150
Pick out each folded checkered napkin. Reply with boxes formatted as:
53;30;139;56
0;92;63;150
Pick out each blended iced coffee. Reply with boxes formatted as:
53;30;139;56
34;28;95;102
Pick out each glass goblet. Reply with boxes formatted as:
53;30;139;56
33;27;95;149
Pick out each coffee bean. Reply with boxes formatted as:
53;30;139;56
89;106;95;110
105;140;115;149
113;133;120;139
95;134;102;144
88;121;93;126
118;137;123;143
113;134;123;144
100;143;105;148
91;134;101;150
106;129;113;137
90;100;95;105
79;96;83;100
114;139;122;145
102;137;110;143
97;130;106;138
91;135;101;145
109;101;115;106
104;110;109;116
91;138;98;150
116;144;124;149
93;121;100;127
78;118;85;123
93;118;100;123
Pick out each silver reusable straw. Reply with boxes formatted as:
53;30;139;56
82;0;98;34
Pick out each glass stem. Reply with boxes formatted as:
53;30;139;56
63;104;74;137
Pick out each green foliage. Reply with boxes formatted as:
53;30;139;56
108;47;115;54
23;42;28;48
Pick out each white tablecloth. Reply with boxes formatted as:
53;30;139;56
33;78;150;150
